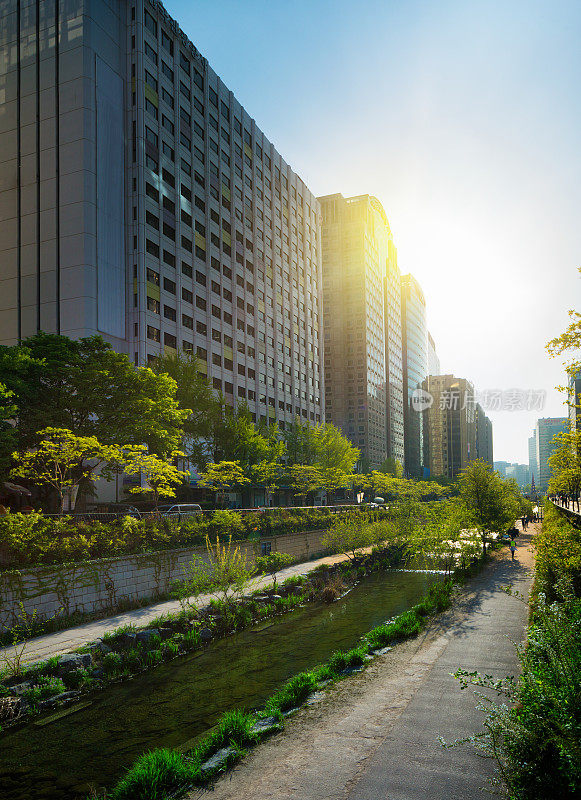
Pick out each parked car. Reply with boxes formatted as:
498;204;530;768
156;503;203;521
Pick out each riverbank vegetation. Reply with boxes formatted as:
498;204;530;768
457;298;581;799
104;579;457;800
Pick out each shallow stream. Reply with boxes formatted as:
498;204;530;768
0;569;441;799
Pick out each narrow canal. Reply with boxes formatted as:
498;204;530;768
0;569;442;799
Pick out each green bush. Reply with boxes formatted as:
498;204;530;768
482;504;581;799
0;507;386;567
101;651;123;676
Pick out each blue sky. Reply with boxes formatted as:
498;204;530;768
165;0;581;464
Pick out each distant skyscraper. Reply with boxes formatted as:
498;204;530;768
475;402;493;467
427;331;440;376
494;461;511;478
0;0;324;431
401;274;428;477
528;431;538;483
319;193;404;470
422;374;482;478
535;417;567;491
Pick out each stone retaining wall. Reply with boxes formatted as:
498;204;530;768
0;529;328;629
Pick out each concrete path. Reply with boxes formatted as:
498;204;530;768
195;522;535;800
0;549;365;667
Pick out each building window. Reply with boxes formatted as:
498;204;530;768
147;325;160;342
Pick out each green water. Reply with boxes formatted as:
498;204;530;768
0;569;441;799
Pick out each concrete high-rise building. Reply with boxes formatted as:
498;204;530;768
494;461;511;478
475;402;493;467
401;274;428;477
427;331;440;376
422;374;479;478
384;235;405;467
0;0;324;430
528;431;538;484
495;461;530;489
319;193;404;470
535;417;567;491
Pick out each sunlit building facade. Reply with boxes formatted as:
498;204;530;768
422;374;480;478
0;0;324;429
427;331;440;376
319;193;404;470
401;274;428;477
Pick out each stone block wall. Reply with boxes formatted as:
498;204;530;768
0;529;328;630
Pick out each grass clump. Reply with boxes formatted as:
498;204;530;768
191;709;256;766
264;671;318;715
110;748;197;800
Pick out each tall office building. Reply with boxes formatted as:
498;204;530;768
535;417;567;491
528;431;538;483
319;193;404;470
401;273;428;477
475;402;493;467
427;331;440;376
422;374;480;478
0;0;324;429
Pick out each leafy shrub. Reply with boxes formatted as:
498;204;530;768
0;507;386;567
210;510;244;537
101;651;123;676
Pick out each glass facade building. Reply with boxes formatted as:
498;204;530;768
535;417;567;491
0;0;324;429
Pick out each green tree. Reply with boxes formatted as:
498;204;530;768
10;428;121;514
379;456;404;477
150;351;219;460
548;427;581;497
121;446;189;510
198;460;251;506
312;422;360;474
0;382;17;475
288;463;324;503
0;333;189;458
283;417;317;465
458;459;520;554
321;517;374;561
254;551;294;590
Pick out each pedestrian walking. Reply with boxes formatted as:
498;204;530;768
509;537;517;561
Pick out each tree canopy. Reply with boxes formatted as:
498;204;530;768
0;333;189;456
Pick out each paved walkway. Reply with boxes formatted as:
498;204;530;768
0;549;365;667
195;522;535;800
